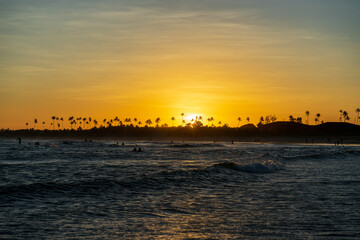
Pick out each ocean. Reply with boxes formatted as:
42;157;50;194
1;139;359;239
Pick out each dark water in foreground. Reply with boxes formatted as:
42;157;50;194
1;140;359;239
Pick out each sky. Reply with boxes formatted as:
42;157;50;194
1;0;359;129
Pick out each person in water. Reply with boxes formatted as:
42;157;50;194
137;147;142;152
17;137;22;144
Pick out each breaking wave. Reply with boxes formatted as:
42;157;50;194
214;160;282;173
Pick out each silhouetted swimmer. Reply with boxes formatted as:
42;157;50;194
17;137;22;144
122;142;125;146
133;147;137;152
137;147;142;152
35;141;40;146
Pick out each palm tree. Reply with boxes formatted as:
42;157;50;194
138;121;142;127
246;117;250;123
124;118;131;126
42;121;45;130
171;117;175;127
51;116;55;129
305;111;310;125
56;117;59;129
237;117;242;127
82;118;87;129
339;110;343;122
342;111;349;122
68;116;74;129
181;113;184;125
355;108;360;124
26;122;29;130
145;119;152;126
289;115;295;122
315;117;319;125
60;117;64;129
316;113;321;124
155;117;161;127
259;116;264;125
218;121;222;127
34;119;38;129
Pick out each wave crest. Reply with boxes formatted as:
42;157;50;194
215;160;282;173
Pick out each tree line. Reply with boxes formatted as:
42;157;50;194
25;108;360;131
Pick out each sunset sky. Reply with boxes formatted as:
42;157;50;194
1;0;359;129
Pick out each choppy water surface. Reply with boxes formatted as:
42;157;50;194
1;140;359;239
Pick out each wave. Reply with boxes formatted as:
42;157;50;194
214;160;282;174
282;148;360;161
0;161;282;198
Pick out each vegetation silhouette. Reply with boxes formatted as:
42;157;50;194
1;109;360;142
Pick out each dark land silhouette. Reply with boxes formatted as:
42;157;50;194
1;122;360;144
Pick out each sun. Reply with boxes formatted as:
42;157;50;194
183;113;203;122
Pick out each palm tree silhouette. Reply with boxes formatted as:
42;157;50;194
26;122;28;130
82;118;87;129
34;119;37;129
171;117;175;127
355;108;360;124
339;110;343;122
42;121;45;130
315;117;318;125
145;119;152;126
237;117;242;127
68;116;74;129
181;113;184;125
51;116;55;130
316;113;321;124
342;111;349;122
155;117;161;127
246;117;250;123
56;117;59;129
305;111;310;125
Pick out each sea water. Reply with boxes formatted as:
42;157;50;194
0;140;359;239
